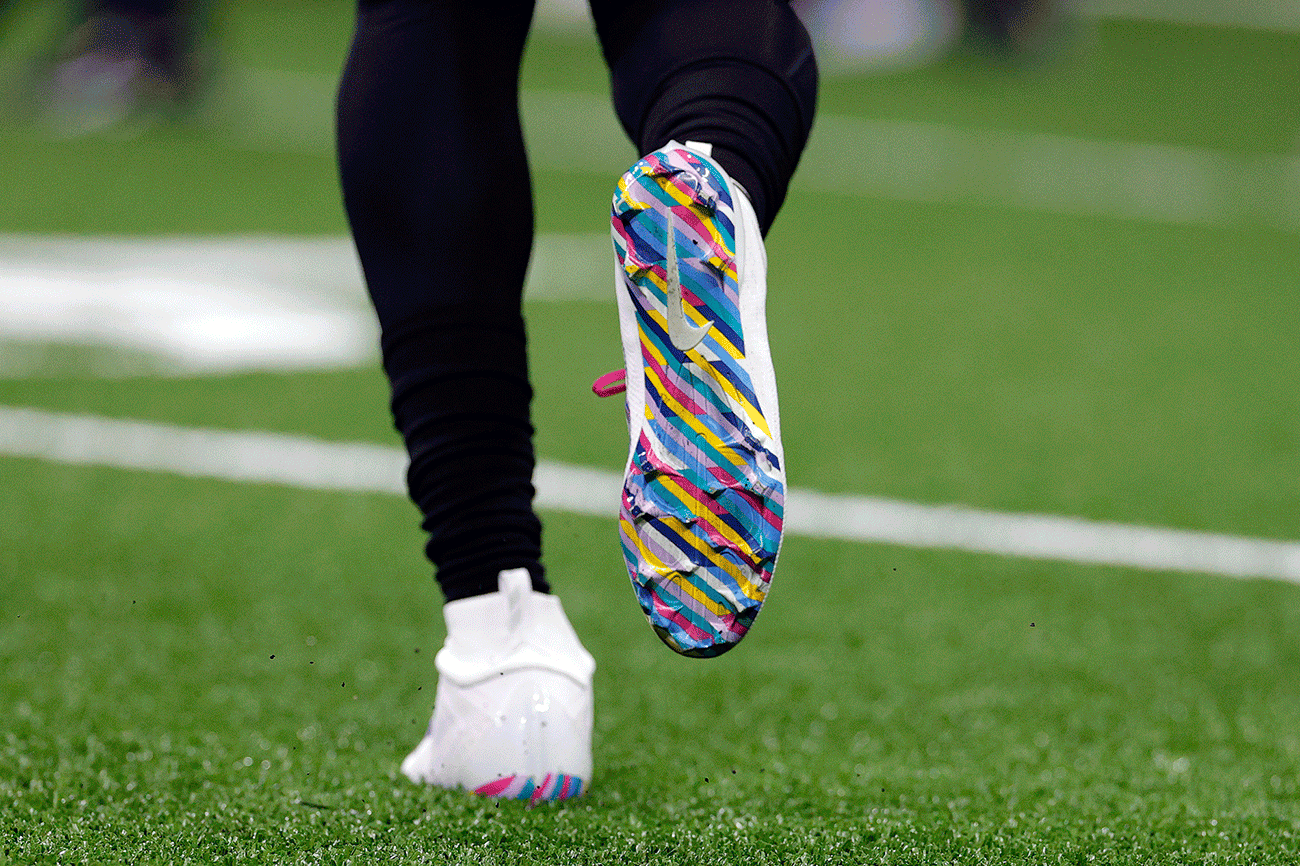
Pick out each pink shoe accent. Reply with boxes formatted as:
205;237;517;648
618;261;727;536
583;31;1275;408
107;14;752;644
470;773;586;801
473;776;516;797
530;773;554;805
592;369;627;397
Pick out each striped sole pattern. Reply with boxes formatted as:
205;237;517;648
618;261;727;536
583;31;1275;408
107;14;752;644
611;144;785;658
472;772;584;803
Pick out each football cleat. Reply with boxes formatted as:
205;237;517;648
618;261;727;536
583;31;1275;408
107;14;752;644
401;569;595;802
608;140;786;658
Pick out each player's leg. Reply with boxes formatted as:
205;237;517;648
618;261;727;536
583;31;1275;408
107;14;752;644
589;0;817;656
337;0;593;802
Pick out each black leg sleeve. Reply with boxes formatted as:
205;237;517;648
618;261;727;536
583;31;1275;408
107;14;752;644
337;0;548;601
590;0;818;235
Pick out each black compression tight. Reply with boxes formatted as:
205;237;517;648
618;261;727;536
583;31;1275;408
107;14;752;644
337;0;816;601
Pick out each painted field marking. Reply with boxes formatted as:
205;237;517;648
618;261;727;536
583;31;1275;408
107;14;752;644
3;405;1298;585
222;69;1300;232
0;233;612;375
0;235;374;374
799;114;1300;231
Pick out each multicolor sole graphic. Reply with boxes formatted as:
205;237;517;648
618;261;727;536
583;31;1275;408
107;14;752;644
611;143;785;658
472;773;584;803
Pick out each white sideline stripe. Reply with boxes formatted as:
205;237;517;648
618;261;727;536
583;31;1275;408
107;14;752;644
788;489;1300;582
0;406;409;495
227;70;1300;232
3;405;1299;585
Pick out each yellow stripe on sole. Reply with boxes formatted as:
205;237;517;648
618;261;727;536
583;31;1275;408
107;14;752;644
621;516;739;617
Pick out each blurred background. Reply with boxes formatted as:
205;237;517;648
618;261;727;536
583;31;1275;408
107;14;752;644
1;2;1299;859
0;0;1295;532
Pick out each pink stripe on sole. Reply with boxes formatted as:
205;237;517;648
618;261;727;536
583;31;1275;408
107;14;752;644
473;775;516;797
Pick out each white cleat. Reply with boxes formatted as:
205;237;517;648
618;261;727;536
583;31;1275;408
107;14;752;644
400;568;595;802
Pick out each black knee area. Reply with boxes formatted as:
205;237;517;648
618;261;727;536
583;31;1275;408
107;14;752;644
593;0;817;234
382;304;549;602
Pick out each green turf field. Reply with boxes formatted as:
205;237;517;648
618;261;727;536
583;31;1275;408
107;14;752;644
2;2;1299;862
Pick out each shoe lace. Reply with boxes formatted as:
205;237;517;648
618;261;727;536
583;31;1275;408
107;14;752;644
591;369;626;397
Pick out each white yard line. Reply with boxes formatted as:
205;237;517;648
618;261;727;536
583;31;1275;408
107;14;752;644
0;235;375;374
227;71;1300;232
3;405;1299;585
799;114;1300;231
0;233;613;375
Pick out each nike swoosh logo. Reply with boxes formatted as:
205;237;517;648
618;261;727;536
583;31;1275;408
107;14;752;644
664;210;714;352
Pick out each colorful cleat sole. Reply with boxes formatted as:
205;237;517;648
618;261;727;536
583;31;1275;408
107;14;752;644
610;141;785;658
473;772;585;803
